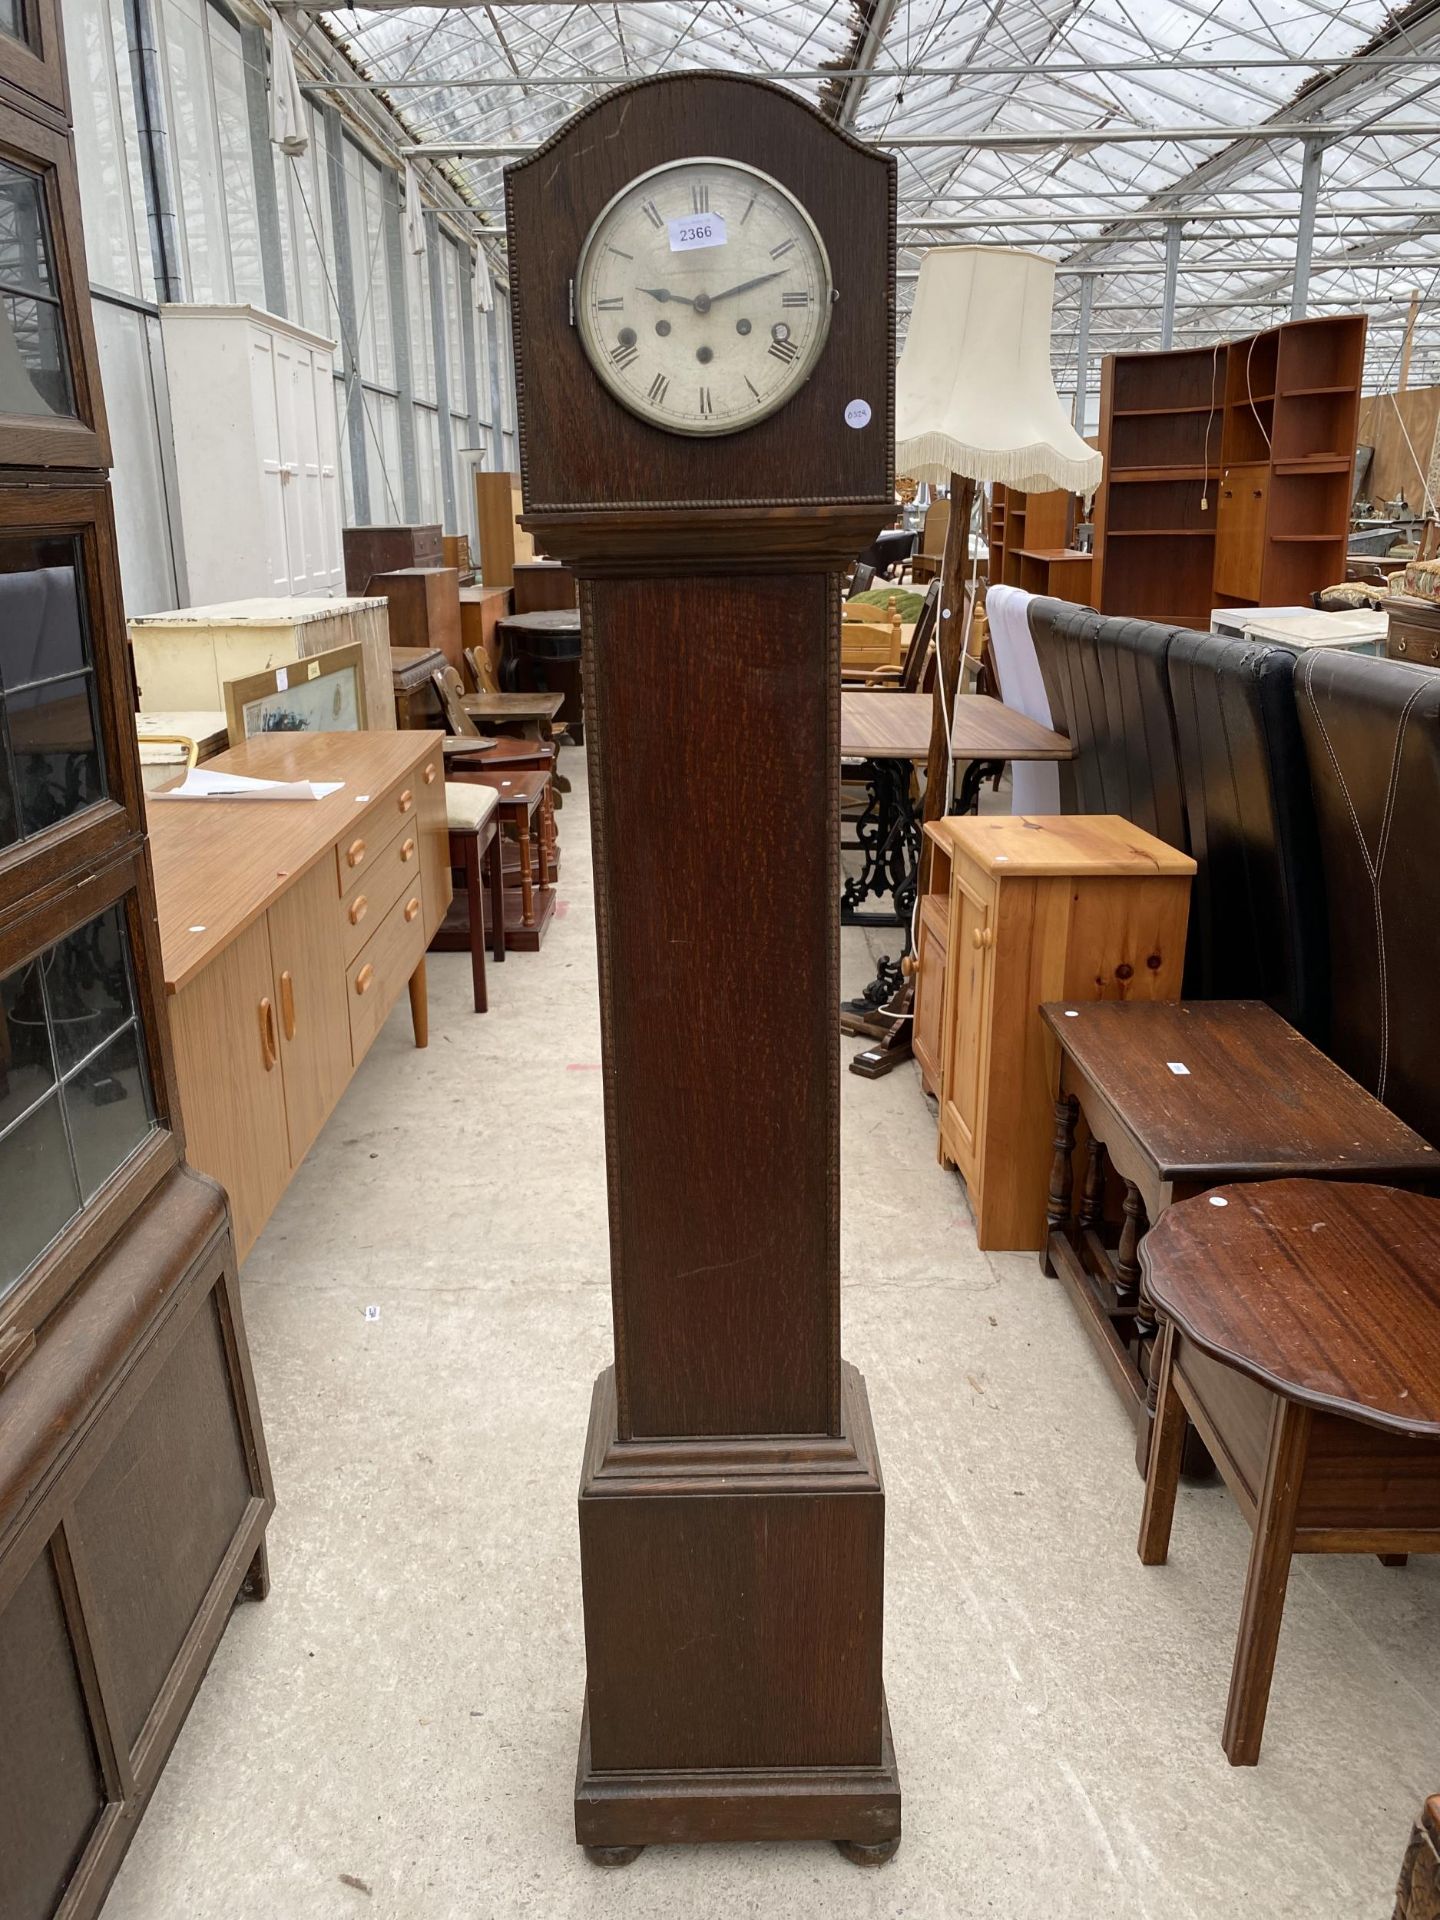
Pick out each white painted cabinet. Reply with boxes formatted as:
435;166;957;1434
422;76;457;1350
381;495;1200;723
160;305;345;603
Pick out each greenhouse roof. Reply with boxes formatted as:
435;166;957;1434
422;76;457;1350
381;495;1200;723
296;0;1440;387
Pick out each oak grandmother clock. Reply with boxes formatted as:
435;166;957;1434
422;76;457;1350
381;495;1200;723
506;74;900;1862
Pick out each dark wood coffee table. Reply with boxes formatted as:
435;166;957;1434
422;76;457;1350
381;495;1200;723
1039;999;1438;1472
1138;1179;1440;1765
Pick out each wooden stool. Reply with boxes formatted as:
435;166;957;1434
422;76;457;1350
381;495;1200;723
1138;1179;1440;1765
427;782;503;1012
1039;1000;1437;1473
449;768;555;951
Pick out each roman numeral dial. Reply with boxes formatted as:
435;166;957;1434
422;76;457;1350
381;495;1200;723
574;157;834;437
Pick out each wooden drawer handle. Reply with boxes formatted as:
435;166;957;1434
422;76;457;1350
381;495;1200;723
971;925;993;950
404;896;421;923
1395;638;1408;654
398;787;414;813
280;969;296;1041
347;837;366;869
259;996;277;1070
355;964;375;997
348;893;369;927
423;762;438;785
400;836;417;863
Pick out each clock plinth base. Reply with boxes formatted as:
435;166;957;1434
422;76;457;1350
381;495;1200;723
574;1362;900;1853
575;1694;901;1855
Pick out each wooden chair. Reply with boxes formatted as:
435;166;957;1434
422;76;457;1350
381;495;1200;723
842;581;942;692
840;602;903;676
432;662;562;874
428;780;505;1012
909;499;951;585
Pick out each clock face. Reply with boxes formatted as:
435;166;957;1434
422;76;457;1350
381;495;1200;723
574;157;834;437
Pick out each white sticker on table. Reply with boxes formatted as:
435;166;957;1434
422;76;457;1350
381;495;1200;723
668;213;726;253
1167;1061;1190;1075
275;666;288;692
844;398;872;430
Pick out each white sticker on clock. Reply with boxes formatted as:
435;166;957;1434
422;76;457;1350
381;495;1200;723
844;398;873;429
668;213;727;253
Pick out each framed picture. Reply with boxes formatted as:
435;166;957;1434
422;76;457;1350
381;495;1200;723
223;641;368;748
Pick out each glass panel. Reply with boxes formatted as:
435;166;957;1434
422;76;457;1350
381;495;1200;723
0;0;26;46
0;1091;80;1301
0;953;57;1132
65;0;146;299
0;291;71;417
208;7;264;307
0;161;54;292
162;0;228;303
0;162;74;420
6;673;104;836
0;532;87;689
46;900;133;1072
0;900;157;1304
66;1020;152;1200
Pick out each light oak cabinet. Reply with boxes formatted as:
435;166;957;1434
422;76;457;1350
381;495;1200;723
269;858;351;1166
168;914;291;1262
151;735;451;1261
918;815;1194;1252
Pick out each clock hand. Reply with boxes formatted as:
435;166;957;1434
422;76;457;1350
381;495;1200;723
708;271;787;304
637;286;696;307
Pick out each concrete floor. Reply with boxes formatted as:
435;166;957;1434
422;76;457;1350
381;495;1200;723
106;762;1437;1920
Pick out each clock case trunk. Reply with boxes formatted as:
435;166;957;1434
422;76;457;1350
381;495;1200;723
505;75;900;1856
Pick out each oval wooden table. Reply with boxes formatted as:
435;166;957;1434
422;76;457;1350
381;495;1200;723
1137;1178;1440;1764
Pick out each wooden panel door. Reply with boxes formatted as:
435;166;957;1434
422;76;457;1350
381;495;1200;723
941;869;994;1177
268;858;350;1169
912;893;948;1097
1214;462;1269;601
248;325;291;596
169;915;290;1261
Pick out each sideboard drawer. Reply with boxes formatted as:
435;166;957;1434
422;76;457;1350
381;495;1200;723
346;884;426;1064
333;770;426;894
339;818;423;965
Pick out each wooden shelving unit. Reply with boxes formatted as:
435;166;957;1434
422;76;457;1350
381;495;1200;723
1091;345;1225;627
1093;315;1366;627
989;484;1090;601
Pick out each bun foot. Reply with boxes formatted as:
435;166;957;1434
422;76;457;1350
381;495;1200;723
584;1845;644;1867
836;1836;900;1867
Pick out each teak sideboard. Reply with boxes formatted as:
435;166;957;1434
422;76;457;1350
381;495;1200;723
916;814;1194;1252
147;733;451;1259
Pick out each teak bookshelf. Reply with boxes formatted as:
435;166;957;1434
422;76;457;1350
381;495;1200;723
989;485;1090;601
1092;315;1366;628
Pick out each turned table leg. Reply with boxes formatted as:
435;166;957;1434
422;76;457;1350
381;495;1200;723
1079;1136;1106;1232
517;808;536;929
407;958;429;1048
1223;1399;1311;1766
538;785;555;888
1042;1095;1078;1275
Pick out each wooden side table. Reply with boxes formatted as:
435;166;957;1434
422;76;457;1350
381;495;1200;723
1138;1179;1440;1765
449;769;556;951
924;814;1194;1251
1041;1000;1438;1472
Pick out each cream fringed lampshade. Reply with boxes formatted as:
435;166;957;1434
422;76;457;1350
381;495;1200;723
895;246;1103;496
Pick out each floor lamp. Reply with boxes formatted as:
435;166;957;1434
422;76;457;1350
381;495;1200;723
851;247;1103;1078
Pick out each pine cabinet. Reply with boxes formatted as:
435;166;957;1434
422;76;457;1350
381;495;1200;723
159;305;345;603
919;814;1194;1252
